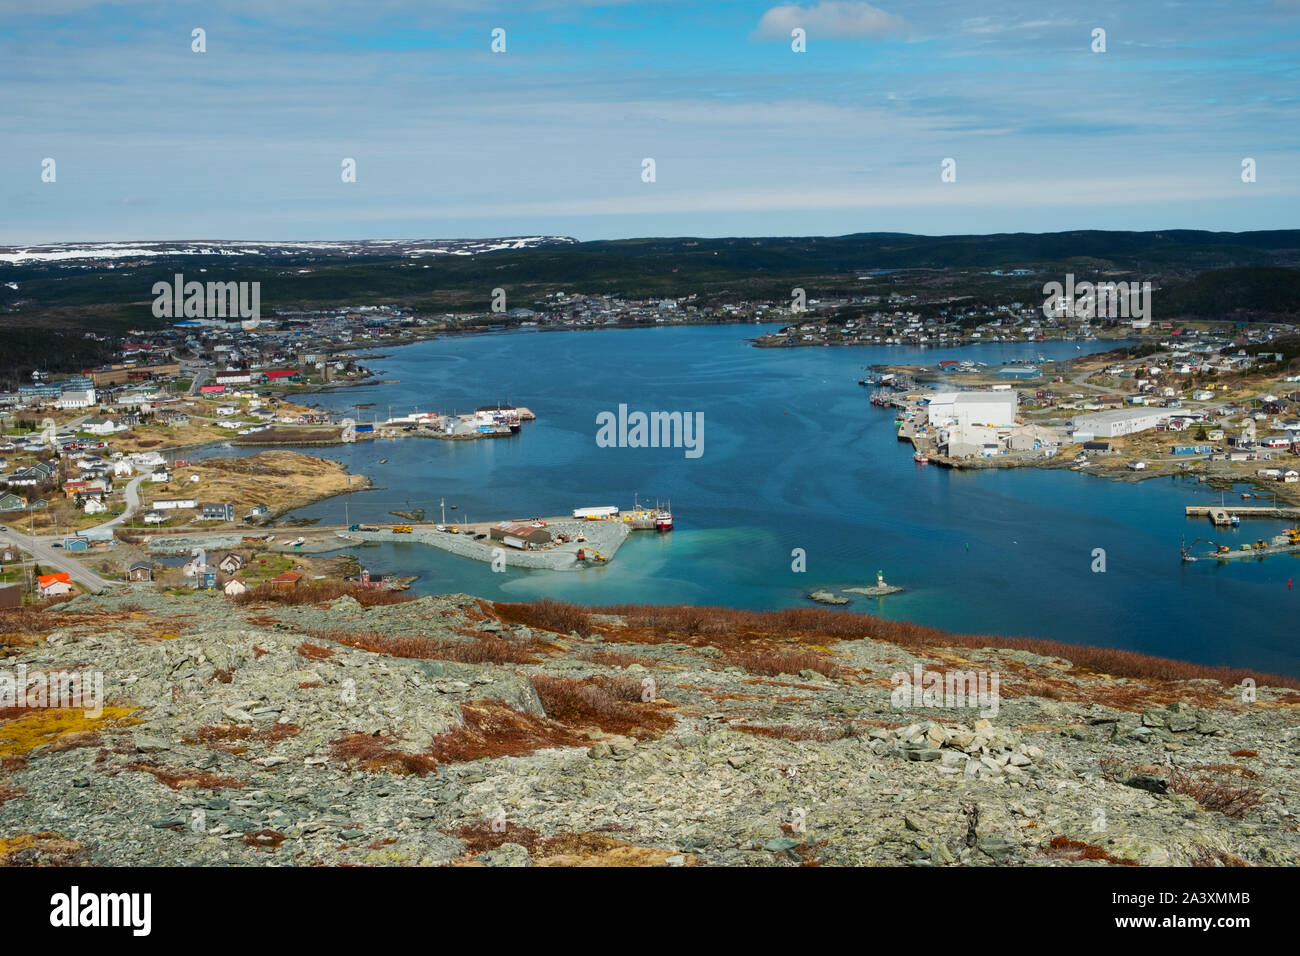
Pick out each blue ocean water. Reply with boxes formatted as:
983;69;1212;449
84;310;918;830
205;324;1298;675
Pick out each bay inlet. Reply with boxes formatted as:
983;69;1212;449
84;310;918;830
202;324;1298;676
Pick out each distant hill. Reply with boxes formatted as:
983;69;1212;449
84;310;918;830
3;230;1299;365
1157;267;1300;320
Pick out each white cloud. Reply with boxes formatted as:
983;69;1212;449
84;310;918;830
755;2;904;40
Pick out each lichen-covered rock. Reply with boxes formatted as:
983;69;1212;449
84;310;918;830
1;590;1295;867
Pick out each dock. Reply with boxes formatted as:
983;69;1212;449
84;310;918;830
1186;505;1300;525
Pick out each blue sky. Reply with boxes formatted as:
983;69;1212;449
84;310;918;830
2;0;1299;242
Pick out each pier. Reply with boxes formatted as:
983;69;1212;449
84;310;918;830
1186;505;1300;525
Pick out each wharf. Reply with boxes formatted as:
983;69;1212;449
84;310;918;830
1186;505;1300;525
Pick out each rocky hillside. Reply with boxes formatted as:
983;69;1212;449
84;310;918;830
1;589;1296;867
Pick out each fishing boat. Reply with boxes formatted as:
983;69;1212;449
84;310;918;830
656;499;674;532
913;452;929;464
1231;514;1241;526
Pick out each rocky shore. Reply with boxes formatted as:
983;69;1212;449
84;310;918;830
1;589;1296;867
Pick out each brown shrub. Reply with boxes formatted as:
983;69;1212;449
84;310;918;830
0;600;78;640
1169;769;1268;818
728;648;842;680
530;675;673;738
304;628;540;665
426;700;590;763
0;832;89;866
497;601;1300;691
243;829;285;850
445;823;692;866
1191;845;1251;867
1100;756;1268;819
43;731;102;754
731;723;847;742
579;649;646;668
126;762;249;790
447;821;542;857
296;642;335;660
233;582;414;608
329;732;437;776
494;598;593;636
1043;836;1139;866
195;723;301;745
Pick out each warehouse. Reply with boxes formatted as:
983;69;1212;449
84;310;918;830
926;391;1018;428
1070;408;1173;441
489;522;553;550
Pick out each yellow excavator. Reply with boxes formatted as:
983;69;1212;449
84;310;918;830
575;548;607;564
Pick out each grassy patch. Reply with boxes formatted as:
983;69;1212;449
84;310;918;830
0;706;139;758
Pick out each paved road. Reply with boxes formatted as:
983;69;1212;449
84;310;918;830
187;367;210;396
0;474;144;593
100;474;144;530
0;524;116;590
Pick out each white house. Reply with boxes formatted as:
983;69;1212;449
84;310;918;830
151;498;197;510
223;578;249;597
81;418;119;436
112;459;135;478
38;574;74;598
83;497;108;515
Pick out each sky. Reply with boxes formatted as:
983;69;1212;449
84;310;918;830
2;0;1299;243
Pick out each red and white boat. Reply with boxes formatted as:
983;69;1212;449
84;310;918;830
913;452;929;464
656;500;673;532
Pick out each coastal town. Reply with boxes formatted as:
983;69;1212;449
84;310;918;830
867;333;1300;561
4;281;1300;604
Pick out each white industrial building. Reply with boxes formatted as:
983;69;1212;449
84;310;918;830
927;391;1018;428
1070;408;1173;441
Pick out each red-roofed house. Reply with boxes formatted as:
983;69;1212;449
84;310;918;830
37;572;74;598
270;571;301;590
258;369;301;384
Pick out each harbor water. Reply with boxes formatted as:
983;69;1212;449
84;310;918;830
202;324;1299;676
